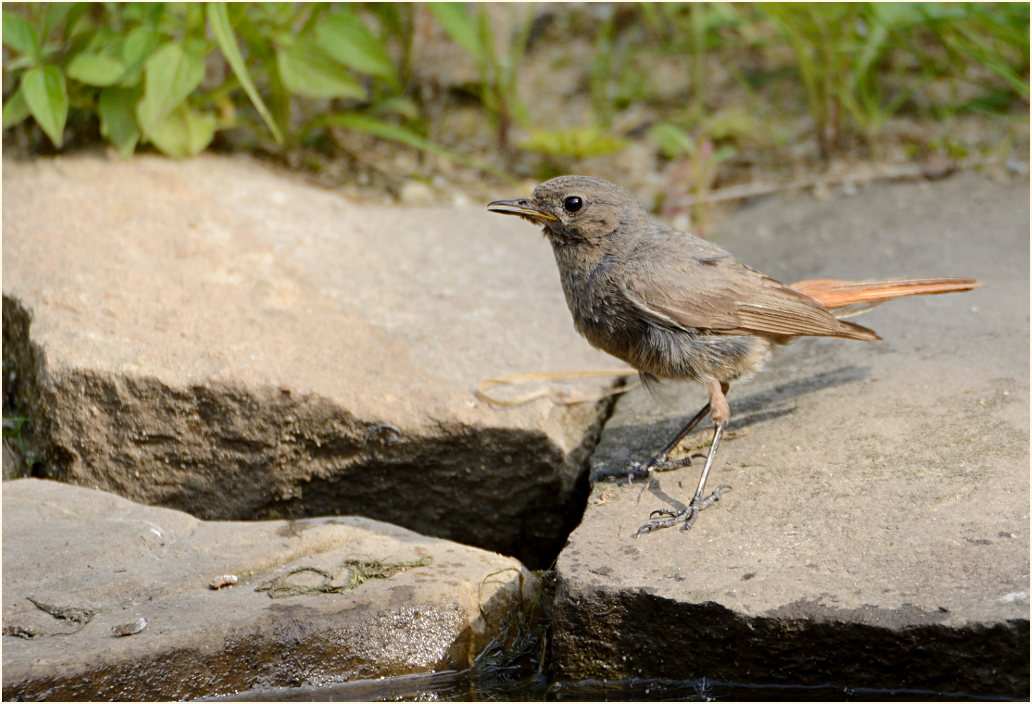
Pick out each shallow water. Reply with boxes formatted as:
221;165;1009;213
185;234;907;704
210;669;1001;702
205;574;1007;703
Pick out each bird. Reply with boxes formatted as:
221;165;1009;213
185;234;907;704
487;175;982;535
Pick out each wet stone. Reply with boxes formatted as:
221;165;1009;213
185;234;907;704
2;479;540;701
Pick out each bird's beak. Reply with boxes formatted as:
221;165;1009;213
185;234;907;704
487;198;558;224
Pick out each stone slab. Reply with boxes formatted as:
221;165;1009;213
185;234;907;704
1;478;540;700
552;172;1030;697
1;155;619;566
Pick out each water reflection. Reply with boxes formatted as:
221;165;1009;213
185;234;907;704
208;670;994;702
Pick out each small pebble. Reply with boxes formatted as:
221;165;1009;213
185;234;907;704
112;617;147;637
1005;158;1029;175
209;574;239;590
398;179;435;205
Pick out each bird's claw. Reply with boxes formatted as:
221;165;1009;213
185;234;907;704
633;505;698;536
597;452;698;486
622;459;653;481
626;453;693;477
632;484;731;537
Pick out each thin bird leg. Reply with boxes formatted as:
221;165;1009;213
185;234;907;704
642;401;711;471
605;401;710;482
634;381;732;536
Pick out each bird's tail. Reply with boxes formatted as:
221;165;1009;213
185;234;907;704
789;277;984;319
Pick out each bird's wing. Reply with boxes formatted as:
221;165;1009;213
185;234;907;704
622;241;879;341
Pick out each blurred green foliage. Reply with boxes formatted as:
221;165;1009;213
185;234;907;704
761;2;1030;157
2;2;436;157
428;2;531;149
2;2;1028;173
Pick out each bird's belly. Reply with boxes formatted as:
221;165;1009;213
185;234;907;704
557;258;772;383
575;312;770;384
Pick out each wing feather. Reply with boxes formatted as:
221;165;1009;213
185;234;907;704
621;234;879;341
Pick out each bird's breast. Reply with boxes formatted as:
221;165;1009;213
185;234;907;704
555;252;652;363
553;248;770;383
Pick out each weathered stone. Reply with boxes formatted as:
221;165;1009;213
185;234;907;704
1;155;619;567
2;478;540;700
552;172;1030;697
2;438;25;479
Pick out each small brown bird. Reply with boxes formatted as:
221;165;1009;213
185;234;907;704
488;175;982;535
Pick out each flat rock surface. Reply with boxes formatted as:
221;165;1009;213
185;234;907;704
2;478;540;700
1;154;619;566
552;172;1030;697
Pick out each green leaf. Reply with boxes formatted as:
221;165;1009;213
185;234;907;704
2;9;41;60
317;112;512;181
713;145;737;163
22;65;68;147
207;2;283;144
122;26;160;70
59;3;90;44
321;112;453;157
42;2;77;42
98;85;141;157
315;8;397;82
123;3;167;25
276;39;366;99
367;4;403;37
370;95;420;121
256;3;297;28
649;122;697;159
66;52;127;86
427;3;481;60
117;27;160;86
519;126;629;160
135;42;206;137
145;105;216;158
2;87;32;130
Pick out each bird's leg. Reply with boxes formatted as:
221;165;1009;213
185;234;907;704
614;402;710;482
648;402;712;470
634;381;732;536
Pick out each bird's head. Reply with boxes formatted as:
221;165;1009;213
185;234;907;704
488;175;646;246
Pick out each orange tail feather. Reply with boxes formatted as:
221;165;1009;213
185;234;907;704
790;277;984;312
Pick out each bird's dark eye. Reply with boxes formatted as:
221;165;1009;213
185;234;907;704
562;195;583;213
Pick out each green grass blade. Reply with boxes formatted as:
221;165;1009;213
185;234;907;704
322;112;453;156
952;23;1030;99
318;112;510;180
427;3;482;60
207;2;283;144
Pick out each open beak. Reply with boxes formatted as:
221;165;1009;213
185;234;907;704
487;198;558;224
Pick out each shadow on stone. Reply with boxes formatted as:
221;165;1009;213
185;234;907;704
552;586;1030;698
3;292;599;569
593;365;870;477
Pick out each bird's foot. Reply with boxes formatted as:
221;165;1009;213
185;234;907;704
620;453;695;481
632;484;731;537
594;453;695;484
